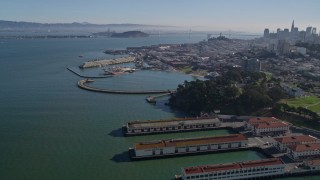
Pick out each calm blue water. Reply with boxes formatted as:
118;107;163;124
0;34;311;180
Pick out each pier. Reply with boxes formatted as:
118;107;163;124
77;79;174;94
123;117;225;136
130;134;249;160
67;67;112;78
146;93;171;103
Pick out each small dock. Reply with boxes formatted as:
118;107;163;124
146;93;171;103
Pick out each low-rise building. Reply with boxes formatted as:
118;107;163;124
180;158;285;180
253;122;290;136
304;159;320;171
287;143;320;161
132;134;247;158
274;135;319;152
246;117;279;131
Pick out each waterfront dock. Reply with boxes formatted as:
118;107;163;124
80;56;135;68
146;93;171;103
77;79;174;94
123;117;224;136
130;134;249;160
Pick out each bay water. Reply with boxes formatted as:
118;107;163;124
0;34;312;179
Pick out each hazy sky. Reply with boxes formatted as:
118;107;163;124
1;0;319;32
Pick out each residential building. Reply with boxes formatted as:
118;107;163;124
287;143;320;160
274;135;319;152
242;58;261;72
304;159;320;171
253;122;290;136
246;117;279;131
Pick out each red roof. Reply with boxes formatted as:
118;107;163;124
254;122;289;129
183;158;283;175
306;159;320;166
247;117;278;124
274;135;318;144
288;143;320;152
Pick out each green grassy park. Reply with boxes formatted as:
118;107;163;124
283;96;320;114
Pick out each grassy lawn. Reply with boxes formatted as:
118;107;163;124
281;96;320;114
178;66;193;74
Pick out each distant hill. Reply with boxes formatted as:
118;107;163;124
0;20;177;36
93;30;149;38
112;31;149;38
0;20;151;29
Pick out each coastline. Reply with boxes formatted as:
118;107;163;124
80;56;135;68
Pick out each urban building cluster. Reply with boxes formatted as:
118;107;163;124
124;37;253;76
102;21;319;97
264;21;319;54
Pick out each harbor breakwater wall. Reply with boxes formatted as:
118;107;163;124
77;79;173;94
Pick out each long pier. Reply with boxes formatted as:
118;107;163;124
77;79;174;94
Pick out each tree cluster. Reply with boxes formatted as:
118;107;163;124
169;70;286;116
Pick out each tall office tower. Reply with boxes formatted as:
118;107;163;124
306;27;312;36
291;20;295;32
242;58;261;72
264;28;270;38
277;28;281;34
312;27;317;35
299;31;306;42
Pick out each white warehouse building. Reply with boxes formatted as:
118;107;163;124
132;134;248;158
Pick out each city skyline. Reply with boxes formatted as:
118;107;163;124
1;0;320;33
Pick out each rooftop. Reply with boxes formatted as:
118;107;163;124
254;122;289;129
183;158;284;175
127;117;220;129
288;143;320;152
274;135;318;144
247;117;279;124
306;159;320;166
134;134;247;150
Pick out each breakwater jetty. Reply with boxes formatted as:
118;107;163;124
67;67;112;78
77;79;174;94
80;56;135;68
